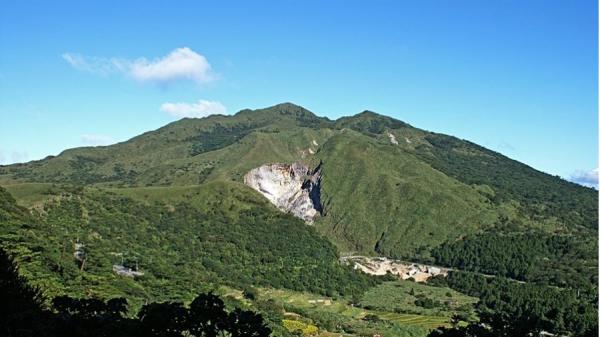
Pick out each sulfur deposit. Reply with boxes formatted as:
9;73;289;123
244;162;322;223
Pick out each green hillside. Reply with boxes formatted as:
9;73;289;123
312;130;497;257
2;103;595;259
0;184;376;307
0;102;597;336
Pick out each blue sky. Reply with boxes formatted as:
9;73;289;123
0;0;597;186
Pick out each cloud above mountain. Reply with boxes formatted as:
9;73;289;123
160;100;227;118
569;168;598;189
62;47;215;85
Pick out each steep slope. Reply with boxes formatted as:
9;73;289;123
313;130;497;258
411;132;598;229
334;110;597;231
244;162;322;223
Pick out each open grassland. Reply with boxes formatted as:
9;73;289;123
3;182;58;208
360;280;477;318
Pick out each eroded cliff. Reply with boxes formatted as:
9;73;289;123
244;162;322;223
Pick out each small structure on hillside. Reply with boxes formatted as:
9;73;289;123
112;264;144;278
73;242;85;261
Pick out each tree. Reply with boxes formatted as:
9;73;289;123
0;248;49;337
138;302;188;337
242;287;259;301
188;293;228;337
227;308;271;337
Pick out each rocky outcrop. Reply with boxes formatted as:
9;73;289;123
244;162;322;223
387;132;399;145
113;264;144;278
340;256;448;282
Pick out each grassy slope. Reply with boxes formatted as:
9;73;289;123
359;280;477;318
410;131;598;230
0;104;332;187
258;280;476;336
314;130;497;257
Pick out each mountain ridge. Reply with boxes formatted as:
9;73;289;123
4;102;587;189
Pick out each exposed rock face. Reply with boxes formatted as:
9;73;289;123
340;256;448;282
112;264;144;278
244;162;322;223
387;132;399;145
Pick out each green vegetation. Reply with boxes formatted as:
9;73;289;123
0;245;48;336
0;186;377;310
428;271;598;337
359;281;477;319
313;130;497;257
334;110;408;135
1;247;272;337
432;230;597;288
414;133;597;230
188;122;259;156
0;102;597;337
282;319;319;336
259;287;433;336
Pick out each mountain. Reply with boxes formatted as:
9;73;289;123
1;103;595;256
0;103;597;336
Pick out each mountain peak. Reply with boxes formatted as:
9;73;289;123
233;102;330;129
235;102;312;117
263;102;316;118
334;109;410;133
355;110;380;116
271;102;306;110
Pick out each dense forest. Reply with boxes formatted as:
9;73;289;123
188;123;260;156
428;223;597;336
428;271;598;337
432;230;597;289
0;186;378;308
0;247;271;337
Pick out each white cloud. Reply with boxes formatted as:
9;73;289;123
569;168;598;189
62;53;125;76
129;48;213;83
62;47;214;85
160;100;227;118
81;134;114;146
